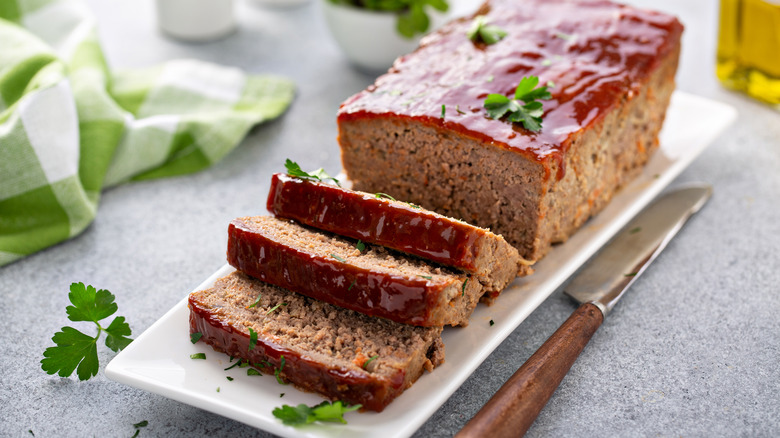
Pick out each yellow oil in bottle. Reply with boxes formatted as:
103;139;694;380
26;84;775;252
717;0;780;106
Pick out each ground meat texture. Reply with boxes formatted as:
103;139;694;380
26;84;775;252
337;0;683;262
189;272;445;412
266;173;530;290
228;216;485;327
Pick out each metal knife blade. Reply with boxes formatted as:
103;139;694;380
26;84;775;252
457;183;712;438
565;183;712;315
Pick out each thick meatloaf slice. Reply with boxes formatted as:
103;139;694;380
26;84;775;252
266;173;530;290
228;216;484;327
189;271;444;412
337;0;683;261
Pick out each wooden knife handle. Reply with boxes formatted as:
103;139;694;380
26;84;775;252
456;303;605;438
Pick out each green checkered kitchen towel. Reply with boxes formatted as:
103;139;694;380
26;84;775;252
0;0;295;266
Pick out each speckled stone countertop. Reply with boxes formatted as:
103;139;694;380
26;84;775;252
2;0;778;436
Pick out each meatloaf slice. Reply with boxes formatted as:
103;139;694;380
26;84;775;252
189;271;444;412
228;216;484;327
266;173;530;290
337;0;683;262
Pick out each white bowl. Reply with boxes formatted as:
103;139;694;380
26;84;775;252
322;0;446;72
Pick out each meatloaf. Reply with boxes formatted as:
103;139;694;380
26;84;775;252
228;216;484;326
266;173;530;290
337;0;683;261
189;271;444;412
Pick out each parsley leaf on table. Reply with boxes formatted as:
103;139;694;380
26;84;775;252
41;283;133;381
483;76;552;132
285;159;340;186
272;401;361;426
467;15;507;45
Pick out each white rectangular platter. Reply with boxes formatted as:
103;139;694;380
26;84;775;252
106;91;737;438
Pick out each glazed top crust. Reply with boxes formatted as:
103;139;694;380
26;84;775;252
338;0;683;167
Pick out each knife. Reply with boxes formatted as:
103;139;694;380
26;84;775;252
456;184;712;438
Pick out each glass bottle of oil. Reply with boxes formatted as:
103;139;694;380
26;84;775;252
717;0;780;107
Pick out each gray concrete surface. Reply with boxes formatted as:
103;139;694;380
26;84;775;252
2;0;779;436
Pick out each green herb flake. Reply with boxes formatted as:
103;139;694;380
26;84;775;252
348;279;357;291
272;401;362;426
362;354;379;370
217;387;221;393
280;393;285;398
131;431;139;438
329;253;346;263
375;192;397;201
28;431;34;437
489;319;495;326
629;227;641;234
467;15;508;45
554;31;575;41
275;356;287;385
40;283;134;381
356;240;366;252
226;376;234;381
224;359;243;371
541;59;552;67
419;275;433;280
546;81;556;88
284;159;340;186
266;303;288;315
190;353;207;360
133;420;148;429
625;273;638;277
441;104;446;119
190;332;203;344
247;293;262;309
247;368;262;376
483;76;552;132
456;105;466;115
462;278;468;297
248;327;258;351
487;75;495;82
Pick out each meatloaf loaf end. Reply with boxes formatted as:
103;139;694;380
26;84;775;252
189;271;445;412
266;173;530;289
228;216;484;327
337;0;683;261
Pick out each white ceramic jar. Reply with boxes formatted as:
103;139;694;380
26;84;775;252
156;0;236;42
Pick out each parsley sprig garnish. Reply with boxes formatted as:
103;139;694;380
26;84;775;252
483;76;552;132
285;159;340;186
41;283;133;381
273;400;361;426
467;15;507;44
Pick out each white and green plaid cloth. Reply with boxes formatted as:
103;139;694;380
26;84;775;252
0;0;295;266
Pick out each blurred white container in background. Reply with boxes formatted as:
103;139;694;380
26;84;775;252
249;0;311;9
156;0;236;42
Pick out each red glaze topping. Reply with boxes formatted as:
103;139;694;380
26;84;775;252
227;217;452;326
189;295;402;412
267;173;483;271
338;0;683;178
